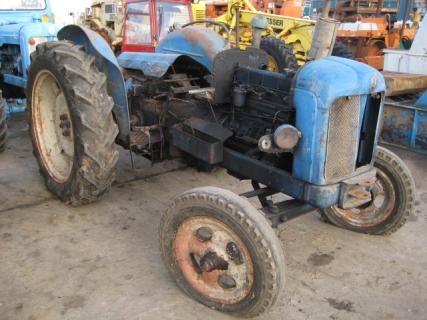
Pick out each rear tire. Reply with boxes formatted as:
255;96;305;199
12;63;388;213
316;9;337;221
260;37;298;73
0;96;6;152
28;41;119;205
160;187;285;317
320;147;415;235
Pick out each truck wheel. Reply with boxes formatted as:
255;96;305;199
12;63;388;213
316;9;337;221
0;97;7;152
27;41;119;205
332;41;354;59
159;186;285;317
320;147;415;235
260;37;298;73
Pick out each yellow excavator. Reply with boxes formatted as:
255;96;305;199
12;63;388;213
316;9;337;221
192;0;318;70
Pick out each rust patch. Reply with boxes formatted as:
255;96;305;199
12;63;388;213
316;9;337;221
383;72;427;96
177;28;218;60
173;216;254;305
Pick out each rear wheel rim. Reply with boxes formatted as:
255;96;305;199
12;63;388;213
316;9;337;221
32;70;74;183
331;168;396;227
174;215;254;305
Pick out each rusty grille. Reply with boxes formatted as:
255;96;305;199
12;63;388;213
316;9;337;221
325;96;361;181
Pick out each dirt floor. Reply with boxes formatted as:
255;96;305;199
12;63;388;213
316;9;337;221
1;114;427;320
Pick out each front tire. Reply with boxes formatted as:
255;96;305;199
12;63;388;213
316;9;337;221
159;187;285;317
321;147;415;235
28;41;119;205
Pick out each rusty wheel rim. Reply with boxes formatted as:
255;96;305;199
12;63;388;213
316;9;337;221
267;55;279;72
332;168;396;227
32;70;74;183
174;216;254;305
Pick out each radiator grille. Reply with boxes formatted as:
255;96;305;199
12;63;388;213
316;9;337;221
325;96;361;180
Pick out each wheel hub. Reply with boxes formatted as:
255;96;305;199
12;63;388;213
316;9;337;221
174;216;254;305
333;168;396;227
32;70;75;183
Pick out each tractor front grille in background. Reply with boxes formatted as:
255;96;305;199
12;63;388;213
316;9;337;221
325;96;361;180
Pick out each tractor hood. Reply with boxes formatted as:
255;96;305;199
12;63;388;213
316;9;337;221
0;0;54;27
292;56;386;186
0;12;45;26
0;22;58;46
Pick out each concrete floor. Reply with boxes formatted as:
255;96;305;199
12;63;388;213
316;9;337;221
1;114;427;320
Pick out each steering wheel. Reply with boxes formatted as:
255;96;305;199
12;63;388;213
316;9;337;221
181;20;231;35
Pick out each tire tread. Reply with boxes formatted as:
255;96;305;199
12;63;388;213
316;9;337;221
320;147;415;235
28;41;119;205
159;187;285;317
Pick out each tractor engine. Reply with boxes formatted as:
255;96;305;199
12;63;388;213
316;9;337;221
0;45;24;98
0;45;21;76
126;60;297;173
220;67;296;169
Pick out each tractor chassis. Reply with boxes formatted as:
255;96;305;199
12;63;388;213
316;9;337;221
171;117;375;228
241;182;314;228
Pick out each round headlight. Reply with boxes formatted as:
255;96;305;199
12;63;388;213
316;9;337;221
273;124;301;150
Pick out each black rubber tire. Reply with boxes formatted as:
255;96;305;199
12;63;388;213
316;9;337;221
0;96;6;152
159;186;285;317
320;147;415;235
260;37;298;73
28;41;119;205
332;41;354;59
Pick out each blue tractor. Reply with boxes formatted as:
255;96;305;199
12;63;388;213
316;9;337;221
27;24;414;317
0;0;59;151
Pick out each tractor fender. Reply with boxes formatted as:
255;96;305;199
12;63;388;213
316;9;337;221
58;25;130;143
156;26;229;72
117;51;211;78
118;52;189;78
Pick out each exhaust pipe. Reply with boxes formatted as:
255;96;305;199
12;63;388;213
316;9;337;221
308;0;340;60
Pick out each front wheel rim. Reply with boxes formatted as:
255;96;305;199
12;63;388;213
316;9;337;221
173;215;254;305
32;70;75;183
331;168;396;228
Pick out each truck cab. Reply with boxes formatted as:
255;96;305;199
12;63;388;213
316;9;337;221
0;0;59;99
122;0;193;52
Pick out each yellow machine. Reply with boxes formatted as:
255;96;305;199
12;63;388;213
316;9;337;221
194;0;315;68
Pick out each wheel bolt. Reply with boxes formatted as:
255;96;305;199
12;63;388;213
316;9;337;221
218;274;236;289
200;251;228;272
226;241;243;265
194;227;213;242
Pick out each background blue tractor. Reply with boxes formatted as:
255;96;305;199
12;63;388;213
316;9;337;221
27;24;414;317
0;0;59;151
